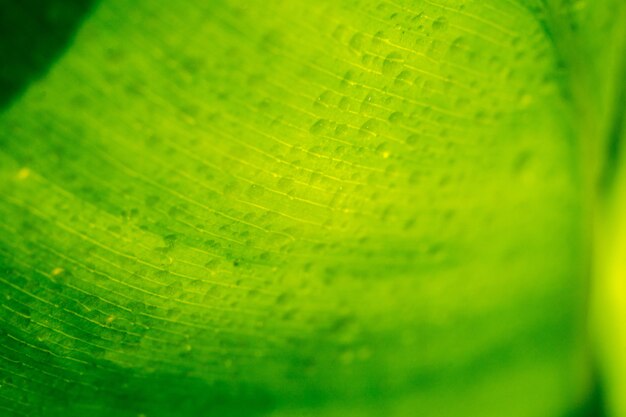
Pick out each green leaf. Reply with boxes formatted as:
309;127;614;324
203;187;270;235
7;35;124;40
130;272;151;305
0;0;623;416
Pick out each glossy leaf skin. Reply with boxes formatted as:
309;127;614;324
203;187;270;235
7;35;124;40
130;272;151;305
0;1;623;416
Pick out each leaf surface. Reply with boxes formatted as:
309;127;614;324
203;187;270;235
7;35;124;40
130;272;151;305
0;1;624;416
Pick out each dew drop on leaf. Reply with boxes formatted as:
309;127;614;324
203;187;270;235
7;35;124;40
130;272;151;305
431;16;448;31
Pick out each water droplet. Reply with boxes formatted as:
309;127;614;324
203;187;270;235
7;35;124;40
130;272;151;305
432;16;448;31
329;314;358;342
314;90;333;108
338;96;350;110
246;184;265;198
222;181;239;196
371;31;386;50
360;94;374;114
427;39;442;57
408;170;421;185
277;176;295;191
334;123;348;136
388;111;403;124
145;195;159;207
309;119;326;135
405;134;419;145
404;218;416;230
341;71;355;89
376;142;390;159
394;70;412;86
382;52;403;75
474;110;487;123
449;36;466;57
512;150;533;176
349;33;364;50
162;281;183;298
275;292;292;305
332;24;348;42
163;234;178;248
359;119;377;137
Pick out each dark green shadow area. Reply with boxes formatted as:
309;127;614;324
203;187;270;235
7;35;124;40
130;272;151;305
575;371;608;417
0;0;98;111
0;324;276;417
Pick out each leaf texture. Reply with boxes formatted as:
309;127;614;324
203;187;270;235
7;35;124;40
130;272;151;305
0;1;624;416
